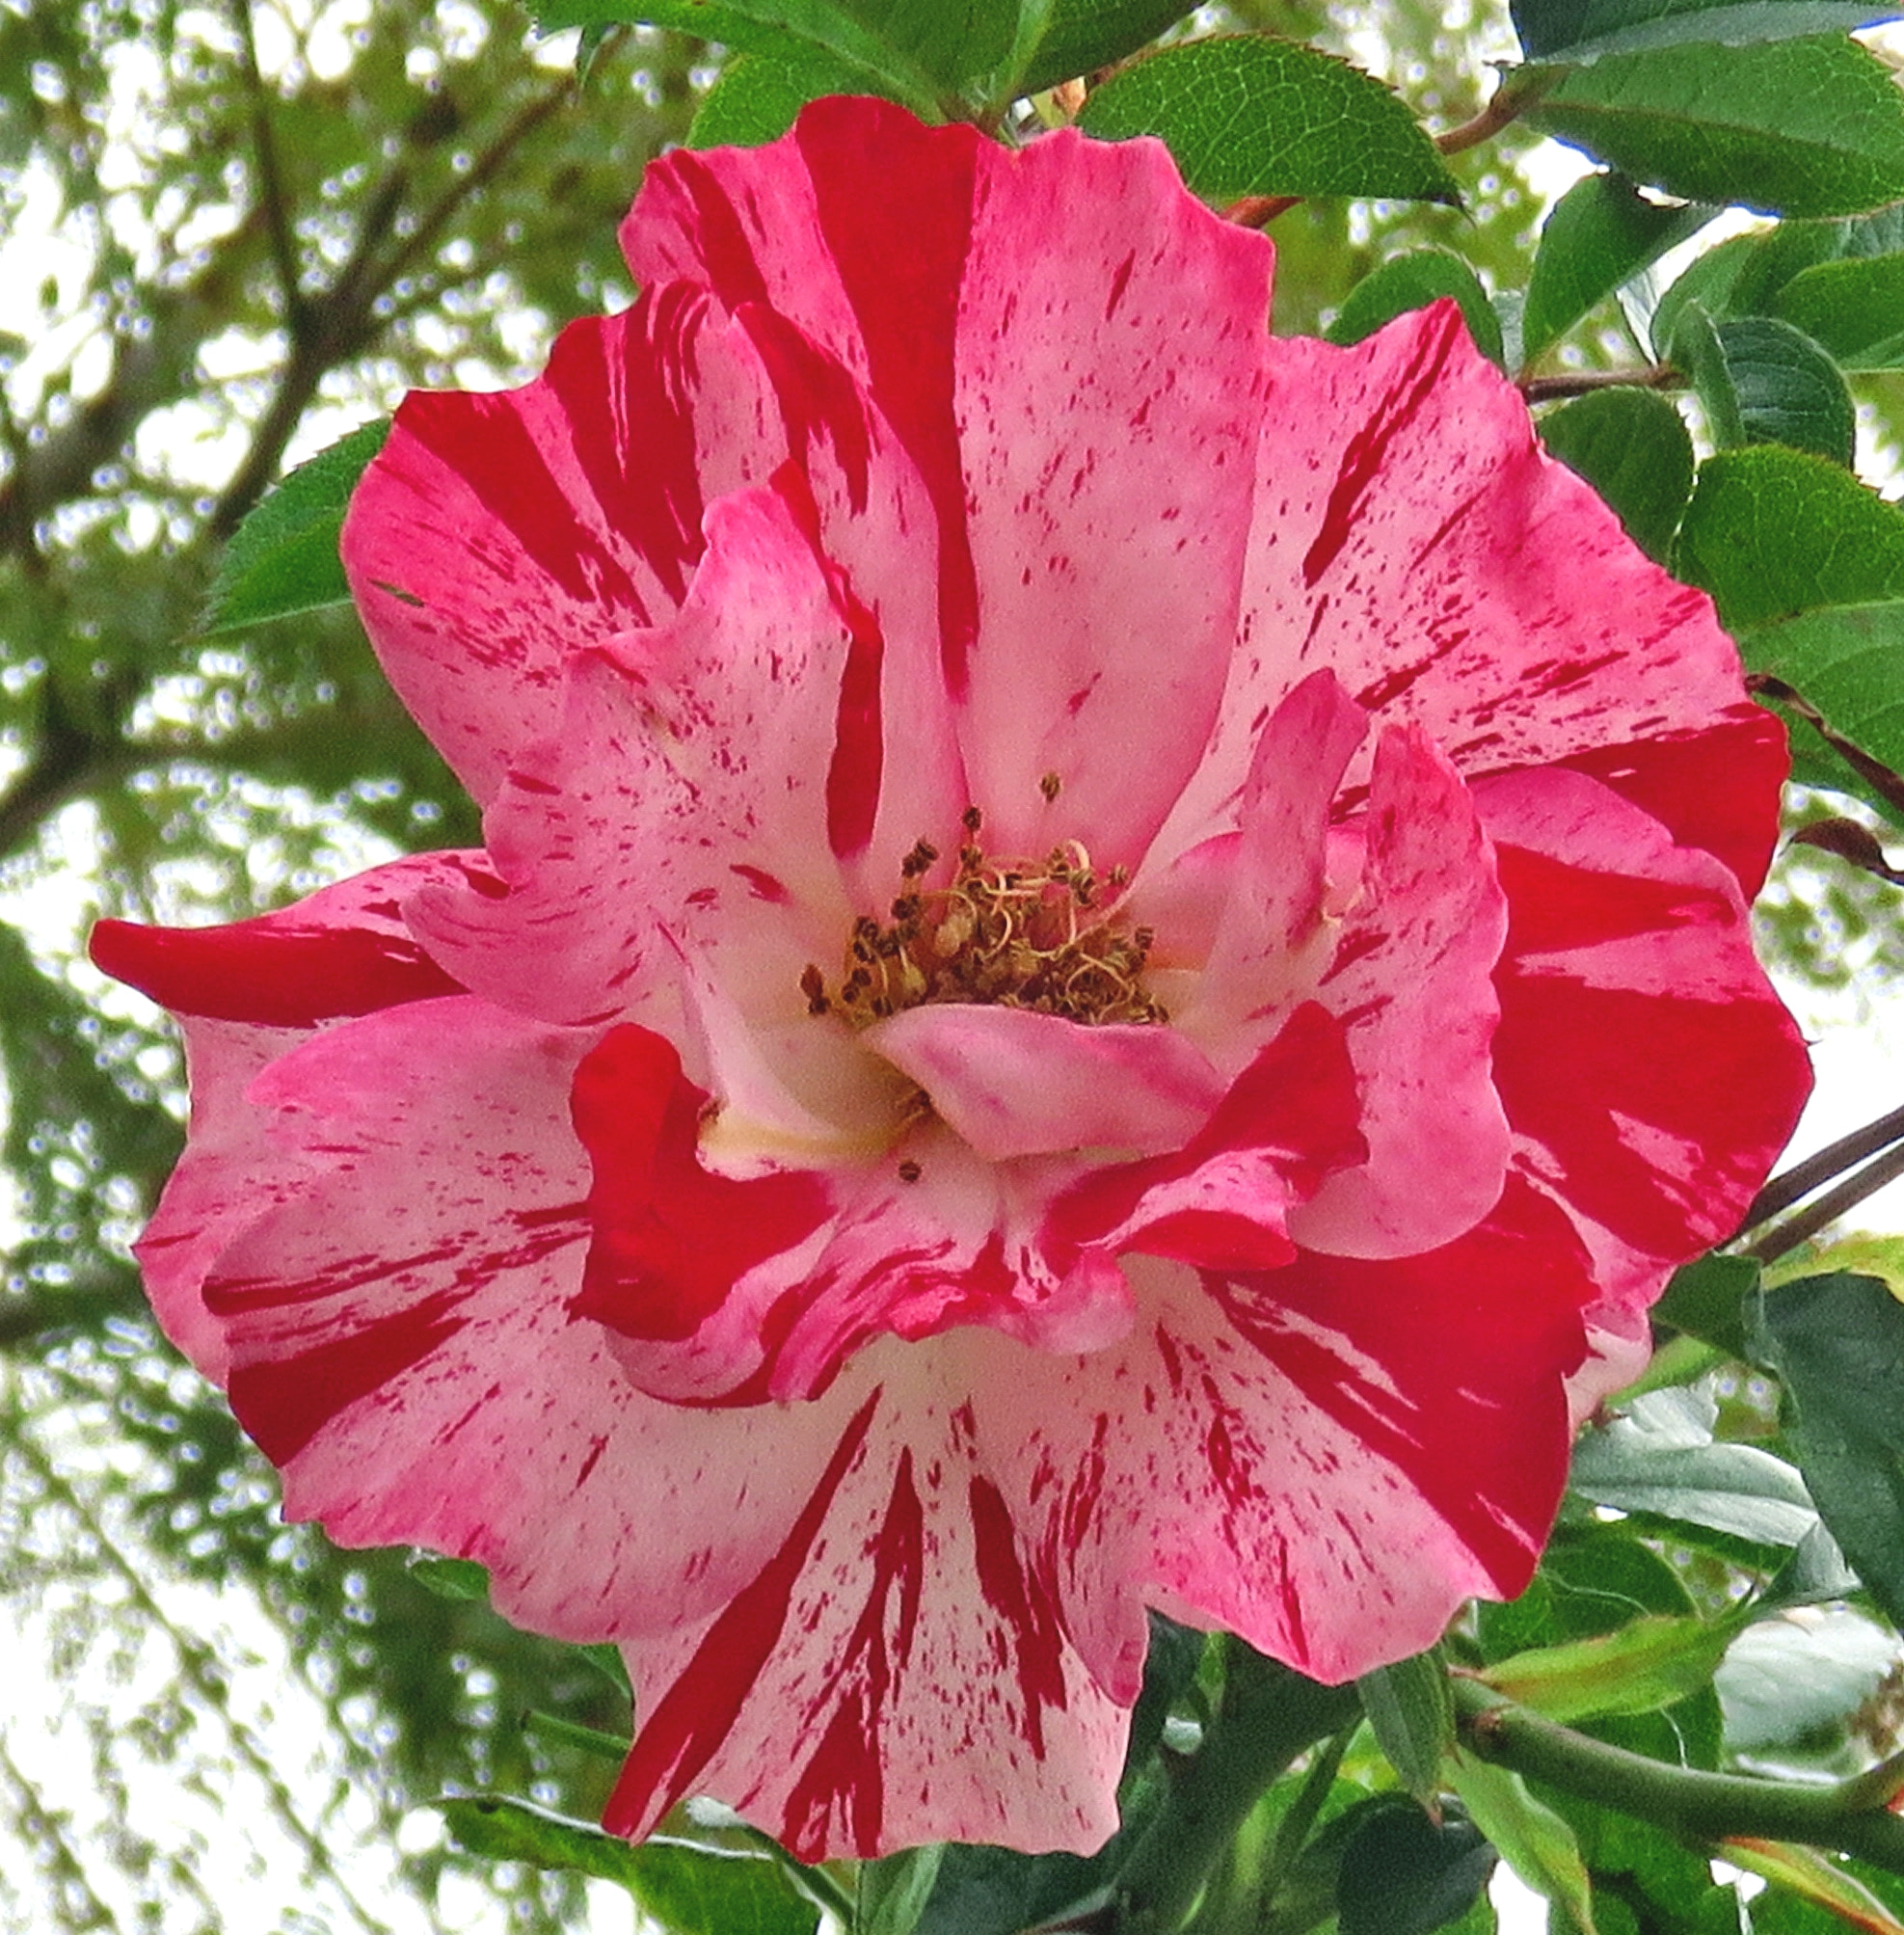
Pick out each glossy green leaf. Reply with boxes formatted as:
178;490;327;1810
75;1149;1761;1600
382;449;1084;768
686;48;880;146
1447;1754;1597;1935
201;419;389;636
1676;447;1904;805
857;1845;945;1935
1676;444;1904;629
1523;173;1711;363
531;1;946;116
1520;36;1904;218
1481;1616;1736;1724
1722;1839;1904;1932
1359;1647;1457;1804
1538;386;1694;561
1017;0;1190;95
1675;301;1751;444
442;1800;819;1933
1512;0;1904;63
1327;249;1504;363
1728;315;1856;462
1569;1384;1819;1547
405;1552;490;1601
1337;1803;1497;1935
1649;230;1761;357
1770;253;1904;368
1753;1272;1904;1626
1076;36;1461;204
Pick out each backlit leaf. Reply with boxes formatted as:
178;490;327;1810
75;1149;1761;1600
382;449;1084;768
1512;0;1904;63
1076;36;1460;203
1538;386;1694;560
1522;172;1711;363
1520;35;1904;218
1327;251;1504;363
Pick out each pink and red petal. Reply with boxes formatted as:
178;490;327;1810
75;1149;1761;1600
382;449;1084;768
1478;766;1811;1304
343;287;781;803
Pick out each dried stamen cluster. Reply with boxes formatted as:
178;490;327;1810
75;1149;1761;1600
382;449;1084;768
802;807;1165;1029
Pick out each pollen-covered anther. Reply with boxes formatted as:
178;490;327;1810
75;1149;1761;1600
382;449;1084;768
808;815;1167;1029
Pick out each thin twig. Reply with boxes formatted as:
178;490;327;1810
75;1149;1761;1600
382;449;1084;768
1741;1100;1904;1233
1225;194;1301;228
1741;1140;1904;1266
1519;363;1681;403
1435;86;1525;156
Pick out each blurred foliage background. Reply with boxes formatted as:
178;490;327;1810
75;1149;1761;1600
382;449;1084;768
0;1;1899;1930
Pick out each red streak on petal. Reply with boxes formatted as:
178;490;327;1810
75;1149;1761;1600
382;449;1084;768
569;1024;829;1342
780;1445;926;1856
795;99;981;695
227;1287;466;1465
603;1388;881;1843
968;1473;1069;1758
90;916;466;1027
1302;302;1462;590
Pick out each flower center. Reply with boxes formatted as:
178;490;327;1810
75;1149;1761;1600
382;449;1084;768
802;807;1166;1029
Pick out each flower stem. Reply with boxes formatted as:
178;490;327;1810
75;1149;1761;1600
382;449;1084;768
1113;1642;1361;1933
1454;1679;1904;1875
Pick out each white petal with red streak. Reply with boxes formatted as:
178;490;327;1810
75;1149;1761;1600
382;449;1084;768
604;1338;1128;1860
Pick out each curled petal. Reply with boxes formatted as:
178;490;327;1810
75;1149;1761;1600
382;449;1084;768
865;1005;1224;1161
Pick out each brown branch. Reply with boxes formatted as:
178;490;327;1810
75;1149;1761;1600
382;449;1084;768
1435;86;1525;156
1520;363;1682;402
1742;1140;1904;1266
1742;1100;1904;1233
230;0;307;333
1225;194;1301;228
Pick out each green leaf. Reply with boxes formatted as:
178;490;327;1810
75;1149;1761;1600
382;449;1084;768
201;419;389;636
1337;1802;1497;1935
1327;249;1504;363
530;1;947;117
1676;447;1904;809
1075;36;1461;204
1523;173;1711;363
1770;253;1904;368
1538;387;1694;561
1481;1616;1736;1725
1447;1753;1598;1935
687;47;880;146
1017;0;1191;95
1651;1252;1761;1357
1720;1840;1904;1933
857;1845;945;1935
1753;1271;1904;1626
405;1552;490;1601
1649;231;1762;358
1676;443;1904;629
1358;1648;1456;1804
1519;36;1904;219
1720;315;1857;463
442;1799;819;1933
1569;1384;1819;1547
1512;0;1904;64
1674;301;1751;444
